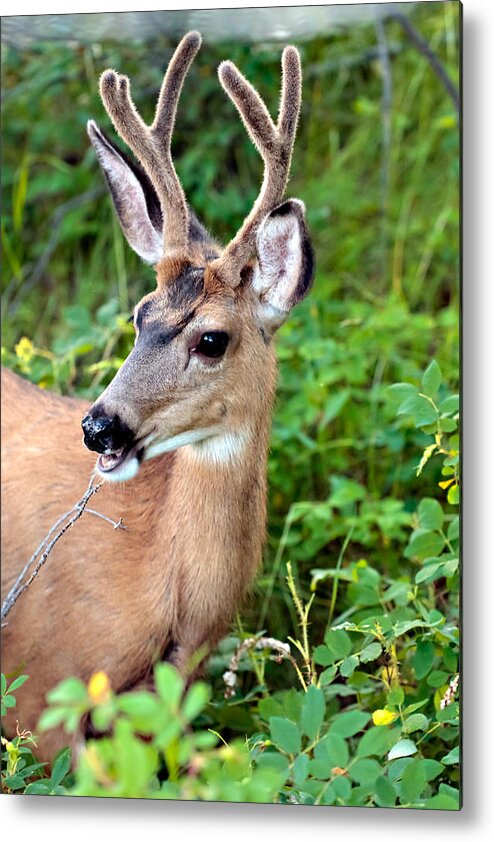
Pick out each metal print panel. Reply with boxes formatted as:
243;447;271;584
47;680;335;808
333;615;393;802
1;1;461;808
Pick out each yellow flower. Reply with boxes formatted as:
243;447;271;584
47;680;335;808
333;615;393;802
372;709;398;726
14;336;34;367
87;671;111;705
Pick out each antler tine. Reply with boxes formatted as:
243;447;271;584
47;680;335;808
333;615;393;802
211;46;302;284
99;31;202;255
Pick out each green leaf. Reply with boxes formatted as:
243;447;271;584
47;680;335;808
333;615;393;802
155;719;182;749
154;663;184;710
416;558;458;584
258;696;285;721
116;692;163;731
388;756;414;781
414;640;435;678
50;747;71;786
398;394;437;427
357;726;397;758
422;759;445;781
323;389;350;423
313;645;334;666
46;677;87;705
301;685;325;740
182;682;210;722
293;753;309;787
326;774;351;804
8;674;29;693
24;781;51;795
314;733;349;770
37;707;69;732
392;618;427;637
448;516;460;542
269;717;301;755
421;360;442;396
4;774;26;791
15;761;47;779
319;665;337;686
447;484;460;505
328;477;366;507
403;699;429;716
399;758;427;804
374;775;397;807
441;745;460;765
348;758;382;786
256;751;290;782
387;684;404;706
329;710;370;738
405;529;445;560
403;713;429;733
427;669;449;688
339;655;359;677
439;394;459;414
1;673;6;695
2;694;16;709
386;383;417;404
418;498;444;531
424;793;459;810
436;701;459;723
439;783;460;805
387;739;417;761
359;642;382;663
324;628;353;659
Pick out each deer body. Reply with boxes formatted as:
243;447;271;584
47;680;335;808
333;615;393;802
1;32;314;761
2;362;272;760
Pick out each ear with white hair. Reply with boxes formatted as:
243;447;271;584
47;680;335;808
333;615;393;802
251;199;315;334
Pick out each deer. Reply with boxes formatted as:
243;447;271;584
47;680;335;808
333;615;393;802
1;31;314;762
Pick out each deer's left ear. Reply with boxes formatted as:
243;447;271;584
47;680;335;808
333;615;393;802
251;199;315;334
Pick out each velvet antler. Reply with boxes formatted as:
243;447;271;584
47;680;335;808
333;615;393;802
98;31;202;255
211;46;302;285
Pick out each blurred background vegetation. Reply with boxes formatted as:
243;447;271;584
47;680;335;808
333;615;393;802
1;2;460;806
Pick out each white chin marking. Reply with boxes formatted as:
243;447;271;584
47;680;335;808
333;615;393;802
190;430;248;464
95;454;140;483
144;428;248;465
143;428;219;461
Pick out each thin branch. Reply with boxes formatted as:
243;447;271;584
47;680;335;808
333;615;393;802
1;474;108;623
83;508;125;530
390;9;460;115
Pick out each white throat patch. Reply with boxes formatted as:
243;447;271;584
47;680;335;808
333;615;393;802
146;427;249;466
189;429;249;465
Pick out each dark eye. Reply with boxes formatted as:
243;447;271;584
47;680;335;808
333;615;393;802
195;331;230;358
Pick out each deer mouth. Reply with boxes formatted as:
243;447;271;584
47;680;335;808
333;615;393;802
97;447;127;473
96;441;144;475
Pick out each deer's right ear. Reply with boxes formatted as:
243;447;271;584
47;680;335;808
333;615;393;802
251;199;315;334
87;120;164;264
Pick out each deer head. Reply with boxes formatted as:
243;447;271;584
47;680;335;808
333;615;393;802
82;31;314;481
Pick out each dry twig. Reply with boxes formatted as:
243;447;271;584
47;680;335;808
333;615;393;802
1;473;123;623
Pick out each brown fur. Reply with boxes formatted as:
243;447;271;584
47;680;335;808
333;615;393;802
1;347;275;761
1;34;312;765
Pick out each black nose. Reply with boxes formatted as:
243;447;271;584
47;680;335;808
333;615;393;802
81;411;134;454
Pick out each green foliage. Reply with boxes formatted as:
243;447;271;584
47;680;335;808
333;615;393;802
1;2;459;807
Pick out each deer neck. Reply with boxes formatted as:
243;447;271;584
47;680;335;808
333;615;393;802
149;356;278;635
